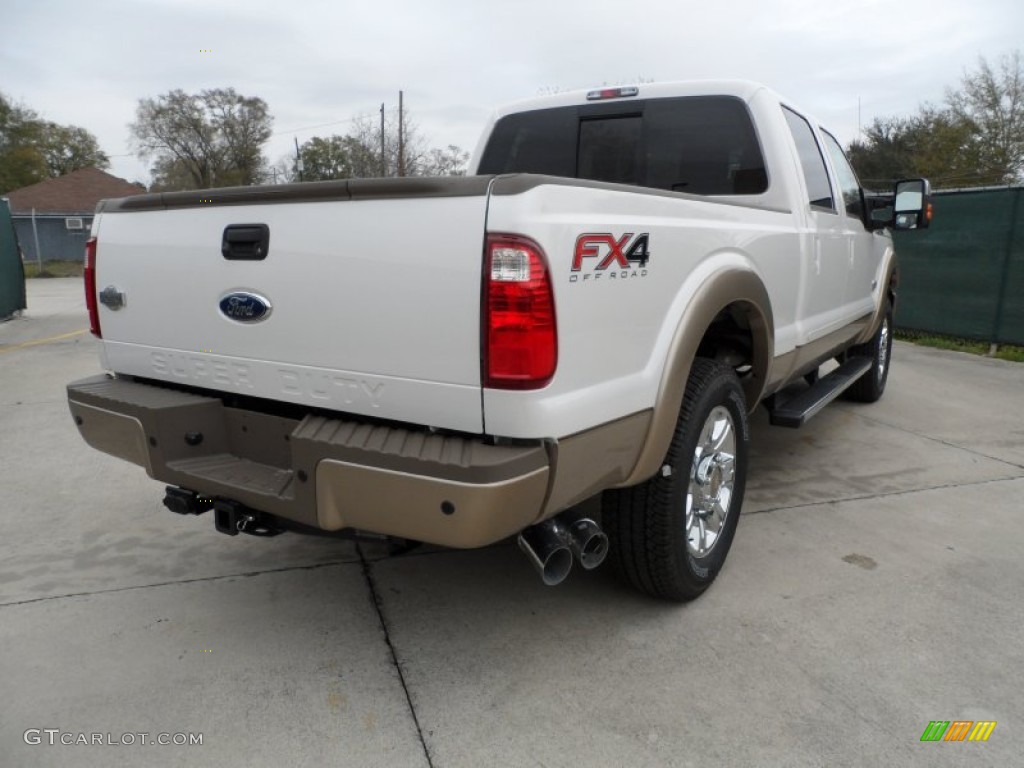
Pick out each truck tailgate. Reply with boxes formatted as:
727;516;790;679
93;178;490;433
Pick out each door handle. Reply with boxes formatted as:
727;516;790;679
221;224;270;261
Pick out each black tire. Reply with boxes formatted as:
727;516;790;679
844;300;893;403
602;358;749;601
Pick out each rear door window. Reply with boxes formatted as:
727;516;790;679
781;107;835;211
821;130;864;220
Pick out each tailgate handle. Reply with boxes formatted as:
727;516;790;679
222;224;270;261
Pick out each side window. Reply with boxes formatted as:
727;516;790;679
821;131;864;221
644;97;768;195
782;107;834;211
477;108;577;177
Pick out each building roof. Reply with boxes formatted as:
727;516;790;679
6;168;145;214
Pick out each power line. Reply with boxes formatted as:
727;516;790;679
272;102;408;139
271;116;360;138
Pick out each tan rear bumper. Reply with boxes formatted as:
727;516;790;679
67;375;550;548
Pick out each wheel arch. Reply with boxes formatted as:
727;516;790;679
854;250;899;345
621;267;773;487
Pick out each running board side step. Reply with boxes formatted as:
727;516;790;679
768;357;873;428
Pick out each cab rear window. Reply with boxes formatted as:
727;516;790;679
477;96;768;196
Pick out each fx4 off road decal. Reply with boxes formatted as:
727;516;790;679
570;233;650;283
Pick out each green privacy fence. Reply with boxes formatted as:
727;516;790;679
0;198;27;320
892;186;1024;346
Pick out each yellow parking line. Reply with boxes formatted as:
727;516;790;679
0;328;88;353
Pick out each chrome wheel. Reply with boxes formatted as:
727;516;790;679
877;316;890;381
603;358;749;600
685;406;736;558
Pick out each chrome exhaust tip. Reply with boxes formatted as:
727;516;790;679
517;522;573;586
566;518;609;570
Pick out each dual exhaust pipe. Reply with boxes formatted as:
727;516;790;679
517;516;609;586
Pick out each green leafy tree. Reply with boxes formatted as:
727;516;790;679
147;157;200;192
849;51;1024;188
1;93;109;193
297;136;358;181
847;117;918;183
946;50;1024;183
291;123;467;183
130;88;273;190
908;107;985;186
271;101;467;185
1;95;46;192
37;122;109;177
849;110;983;187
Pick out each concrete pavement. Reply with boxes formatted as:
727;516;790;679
1;278;1022;766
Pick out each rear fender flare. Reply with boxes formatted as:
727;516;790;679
620;268;773;487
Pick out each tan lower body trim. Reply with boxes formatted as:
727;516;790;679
316;461;549;548
69;375;654;548
541;410;651;517
70;402;152;473
764;317;870;393
853;260;897;345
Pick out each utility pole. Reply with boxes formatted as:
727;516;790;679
294;137;304;182
398;90;405;177
380;103;386;177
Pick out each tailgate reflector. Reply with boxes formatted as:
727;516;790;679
84;236;101;337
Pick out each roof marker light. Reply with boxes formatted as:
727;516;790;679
586;86;640;101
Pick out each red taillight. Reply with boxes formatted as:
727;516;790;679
84;236;100;337
483;234;557;389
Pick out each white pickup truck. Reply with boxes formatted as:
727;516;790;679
68;81;931;600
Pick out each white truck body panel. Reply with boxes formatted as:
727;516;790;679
93;196;489;433
482;185;801;437
87;79;892;445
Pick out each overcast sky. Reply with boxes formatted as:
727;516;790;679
5;0;1022;186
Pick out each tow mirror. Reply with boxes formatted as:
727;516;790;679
893;178;932;230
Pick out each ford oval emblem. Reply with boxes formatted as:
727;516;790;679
219;291;272;323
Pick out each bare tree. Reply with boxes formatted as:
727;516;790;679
267;154;297;184
421;145;470;176
130;88;273;190
347;106;428;177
